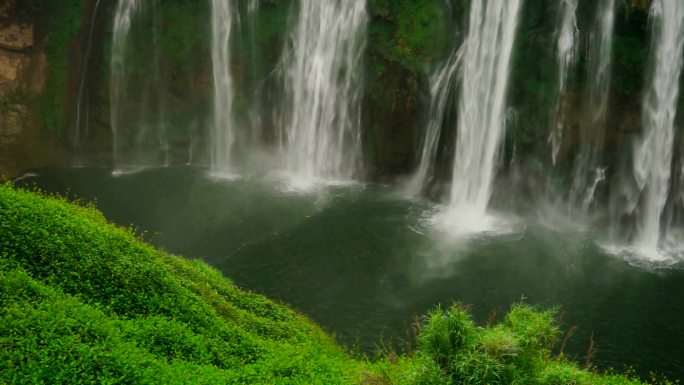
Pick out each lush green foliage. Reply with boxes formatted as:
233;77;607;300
0;183;363;384
368;0;447;71
0;184;667;384
376;304;672;385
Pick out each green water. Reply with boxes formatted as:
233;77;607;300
16;166;684;380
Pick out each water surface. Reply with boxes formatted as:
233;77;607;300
16;166;684;380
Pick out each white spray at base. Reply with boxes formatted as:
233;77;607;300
631;0;684;259
433;0;523;235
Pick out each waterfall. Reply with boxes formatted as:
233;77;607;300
248;0;259;14
569;0;615;208
73;0;102;163
406;46;463;197
110;0;166;173
110;0;140;171
280;0;367;188
632;0;684;257
244;0;263;151
550;0;579;165
209;0;236;176
438;0;522;233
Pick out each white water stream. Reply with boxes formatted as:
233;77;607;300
406;46;464;198
279;0;367;188
110;0;167;173
550;0;579;165
632;0;684;258
73;0;102;162
210;0;236;177
569;0;615;208
438;0;522;234
110;0;141;171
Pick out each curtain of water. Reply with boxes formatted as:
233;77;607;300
442;0;522;233
569;0;615;209
245;0;262;149
73;0;102;164
280;0;367;187
405;46;463;198
110;0;166;173
632;0;684;256
550;0;579;165
248;0;259;14
210;0;236;176
110;0;140;171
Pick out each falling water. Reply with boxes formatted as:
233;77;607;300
585;0;615;127
243;0;263;150
110;0;167;173
110;0;141;171
406;46;463;197
438;0;522;234
209;0;236;176
550;0;579;165
632;0;684;257
569;0;615;207
584;167;606;209
280;0;367;187
248;0;258;14
73;0;102;163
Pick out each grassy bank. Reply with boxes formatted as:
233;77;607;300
0;183;669;384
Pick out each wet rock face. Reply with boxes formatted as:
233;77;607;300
0;1;61;179
630;0;650;10
0;23;33;51
0;9;35;97
0;0;32;52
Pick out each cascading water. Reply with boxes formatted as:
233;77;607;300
209;0;236;176
243;0;264;151
110;0;166;173
569;0;615;209
437;0;522;234
279;0;367;188
110;0;140;171
632;0;684;258
248;0;258;14
73;0;102;164
550;0;579;165
406;46;463;198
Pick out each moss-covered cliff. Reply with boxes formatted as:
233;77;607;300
363;0;449;180
0;0;670;191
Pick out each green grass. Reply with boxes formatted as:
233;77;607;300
0;183;364;384
0;183;669;384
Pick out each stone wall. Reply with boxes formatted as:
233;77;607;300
0;0;64;179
